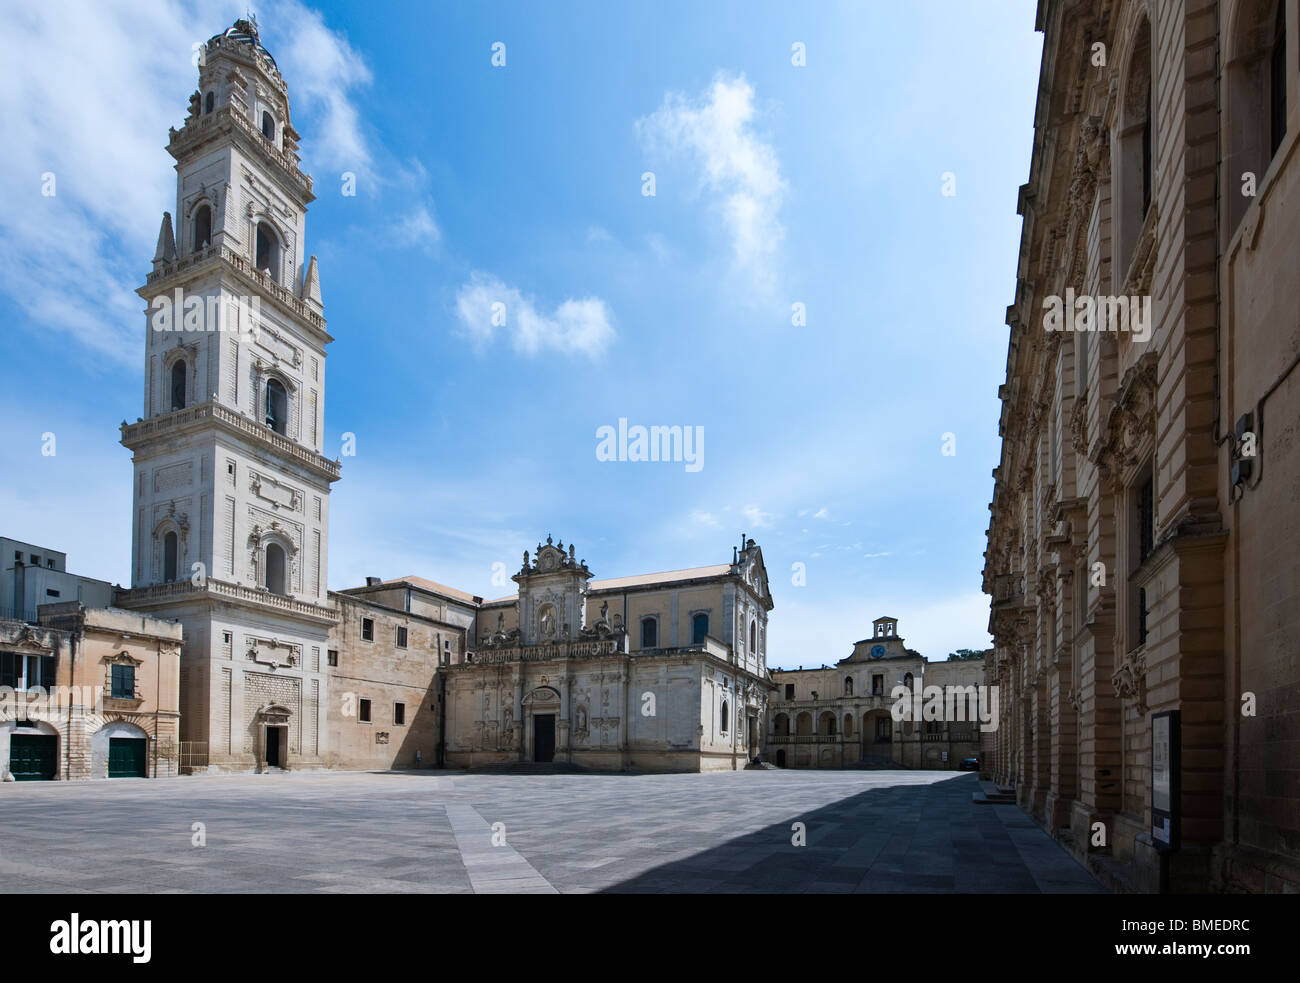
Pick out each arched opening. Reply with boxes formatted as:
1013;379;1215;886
843;713;855;737
773;712;790;735
93;721;150;779
163;530;178;582
844;675;854;696
255;221;280;283
1116;16;1153;279
749;619;757;652
903;671;914;692
265;542;287;595
692;612;709;645
204;91;214;114
720;700;729;733
795;711;812;736
170;359;187;411
819;711;836;736
640;616;657;649
193;205;211;252
262;110;276;141
1225;0;1289;234
265;378;288;435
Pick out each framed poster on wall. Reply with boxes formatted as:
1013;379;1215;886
1151;710;1181;852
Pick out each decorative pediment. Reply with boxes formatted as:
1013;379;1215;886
255;702;292;723
522;686;561;706
103;651;144;668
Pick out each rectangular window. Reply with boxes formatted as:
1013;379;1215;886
872;674;884;696
45;588;60;597
641;618;657;649
46;559;54;569
359;698;372;723
1138;476;1155;563
785;684;795;700
30;554;39;565
361;617;374;641
111;664;135;699
0;652;18;688
327;649;338;667
394;702;406;726
396;626;408;648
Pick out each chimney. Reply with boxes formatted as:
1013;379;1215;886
365;577;381;586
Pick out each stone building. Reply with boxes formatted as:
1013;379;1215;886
1;604;181;781
983;0;1299;892
116;19;341;773
441;535;775;772
765;617;986;770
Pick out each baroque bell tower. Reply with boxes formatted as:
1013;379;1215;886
118;18;340;771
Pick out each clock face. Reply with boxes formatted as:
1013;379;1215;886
870;645;886;659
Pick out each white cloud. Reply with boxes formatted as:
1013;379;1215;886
389;203;441;249
813;506;829;519
0;0;374;367
267;0;375;182
741;504;774;528
691;510;721;527
636;72;786;296
454;271;614;360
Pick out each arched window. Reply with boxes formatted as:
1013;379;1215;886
844;675;854;697
720;700;729;733
204;91;214;114
640;616;657;649
1226;1;1288;233
1116;17;1153;278
903;671;914;691
163;531;178;582
262;110;276;141
692;612;709;645
255;222;280;283
193;205;211;252
265;542;287;595
266;378;288;435
749;619;757;652
170;360;187;411
774;712;789;735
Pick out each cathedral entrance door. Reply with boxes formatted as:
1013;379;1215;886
265;726;281;767
533;714;555;763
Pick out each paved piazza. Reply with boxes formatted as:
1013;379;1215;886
0;770;1103;893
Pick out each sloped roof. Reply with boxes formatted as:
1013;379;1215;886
381;576;482;605
589;564;732;591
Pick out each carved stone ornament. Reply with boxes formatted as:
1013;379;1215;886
1111;648;1149;714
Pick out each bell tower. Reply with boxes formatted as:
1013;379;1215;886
118;18;340;771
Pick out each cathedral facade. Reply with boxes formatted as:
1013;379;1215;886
107;20;774;776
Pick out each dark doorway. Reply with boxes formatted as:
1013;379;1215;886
10;734;57;780
533;714;555;763
265;727;281;767
775;749;786;768
108;737;147;778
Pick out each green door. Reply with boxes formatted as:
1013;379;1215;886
108;738;147;778
9;734;57;781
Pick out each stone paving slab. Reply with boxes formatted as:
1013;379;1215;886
0;769;1103;893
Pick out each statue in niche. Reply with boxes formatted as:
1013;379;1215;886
575;704;588;734
540;604;556;639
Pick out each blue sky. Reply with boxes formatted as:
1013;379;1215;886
0;0;1042;667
